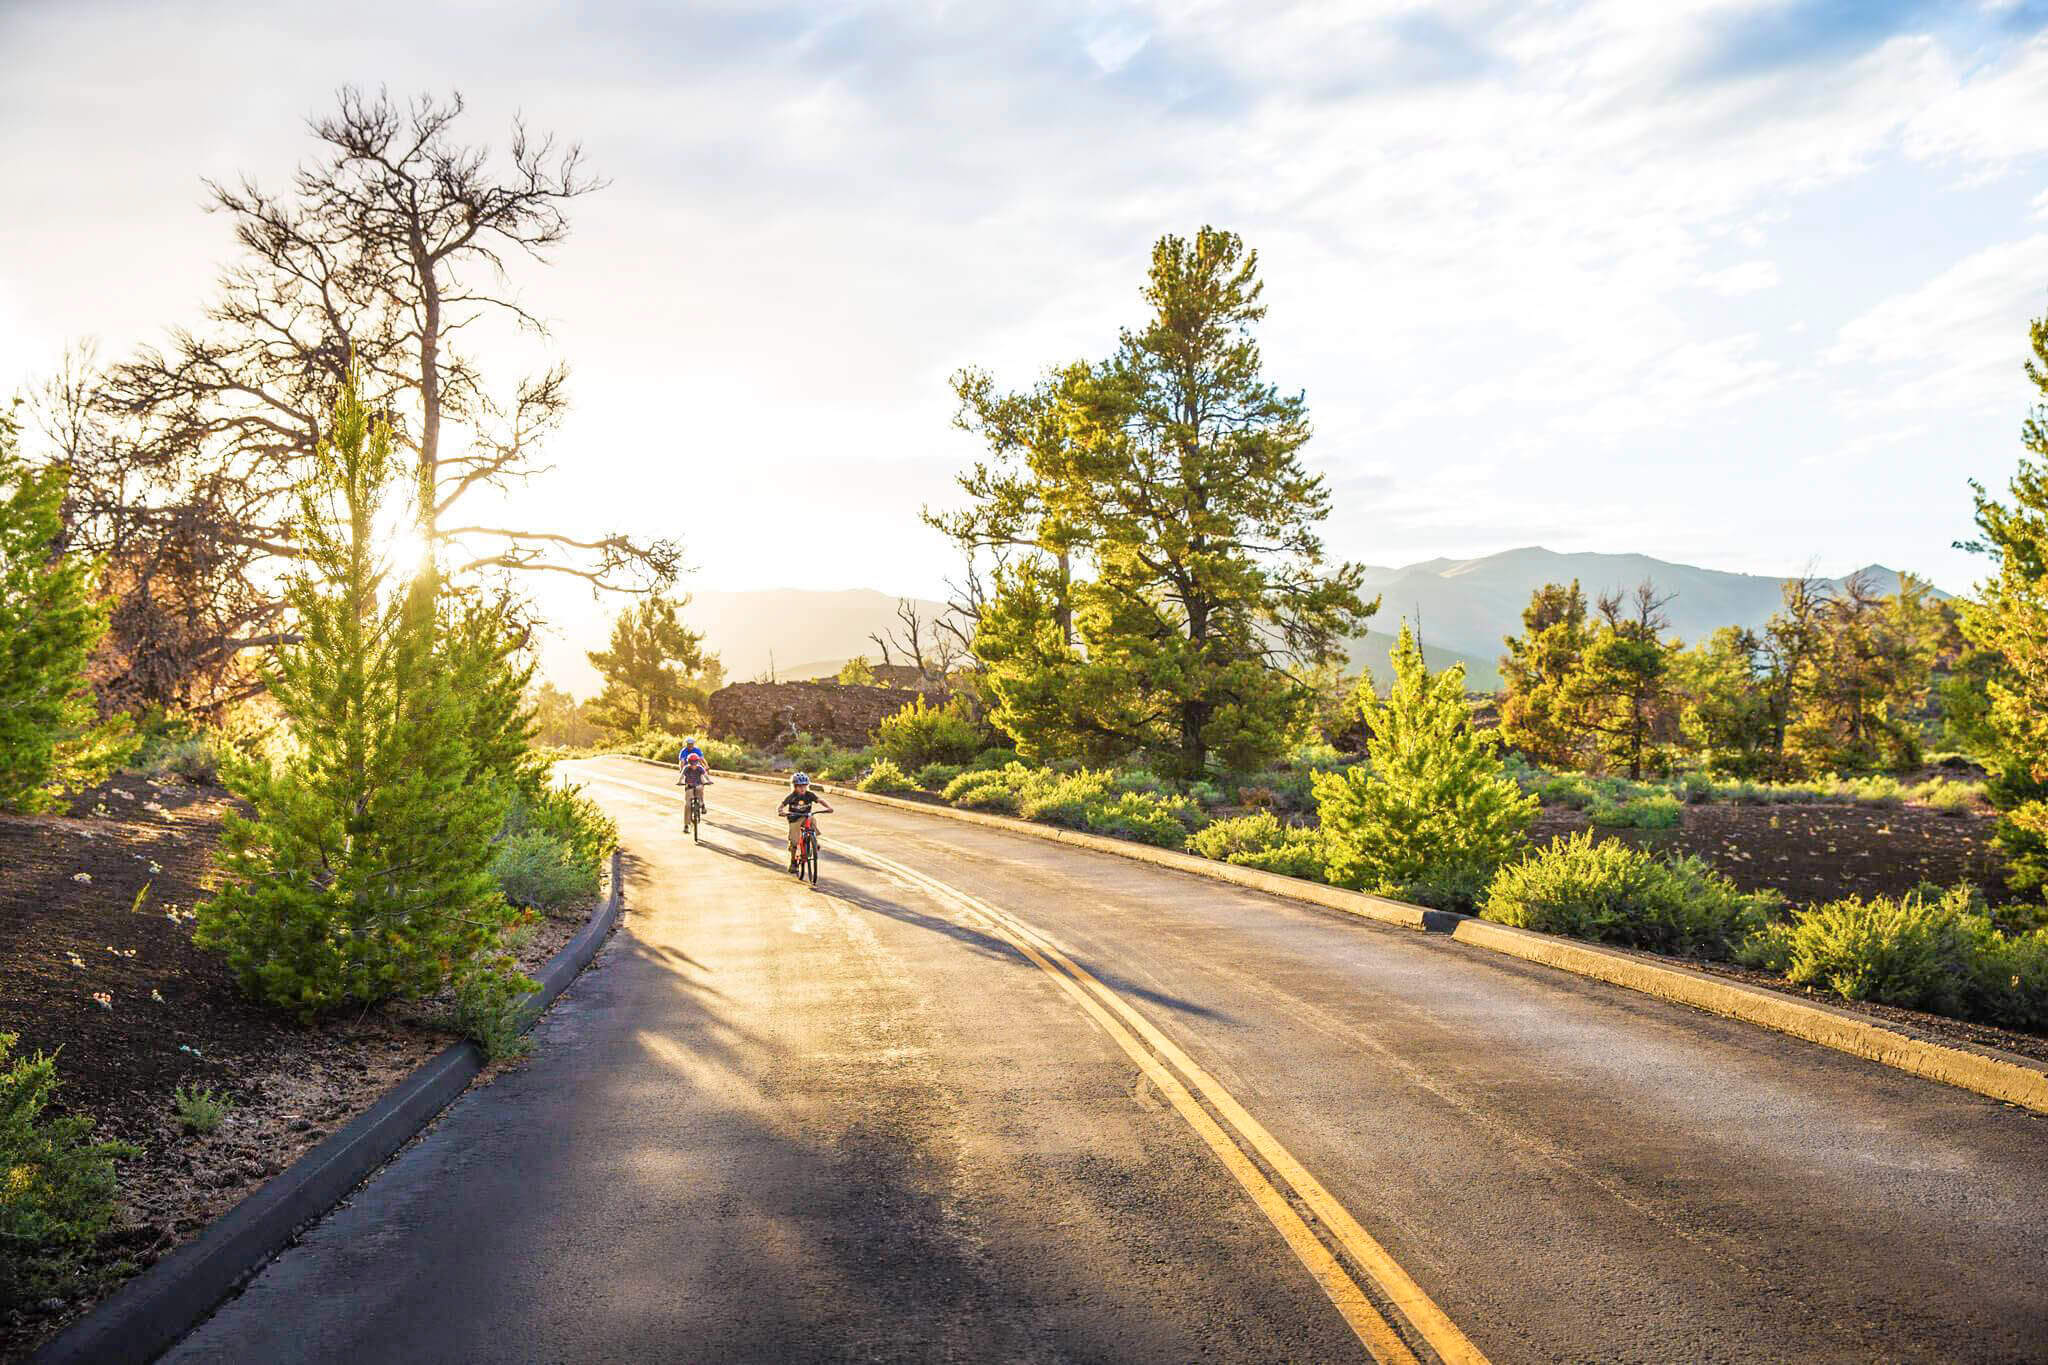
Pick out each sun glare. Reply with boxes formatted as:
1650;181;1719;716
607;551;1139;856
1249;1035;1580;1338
373;509;433;578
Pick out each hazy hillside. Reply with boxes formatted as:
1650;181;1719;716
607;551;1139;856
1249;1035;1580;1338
535;550;1950;698
1356;547;1948;669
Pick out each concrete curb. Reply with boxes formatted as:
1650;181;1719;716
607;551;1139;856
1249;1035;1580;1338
34;848;627;1365
644;757;2048;1115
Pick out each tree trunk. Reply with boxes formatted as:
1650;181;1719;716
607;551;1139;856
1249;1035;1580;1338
410;221;442;544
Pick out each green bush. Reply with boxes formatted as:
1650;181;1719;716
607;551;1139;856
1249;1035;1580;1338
1739;885;1992;1014
1314;626;1535;910
1907;778;1981;816
1231;829;1330;881
1237;767;1318;815
858;758;917;793
453;967;538;1063
1186;812;1327;880
1586;794;1682;829
873;694;984;770
1186;779;1225;808
618;730;688;762
913;762;964;791
503;779;617;878
1016;769;1119;825
1978;929;2048;1030
822;747;874;782
943;763;1030;812
1483;832;1779;958
936;761;1196;846
1080;790;1198;848
172;1084;231;1135
1534;773;1601;810
701;737;767;771
1828;774;1904;807
1674;773;1715;805
1187;811;1289;861
1;1033;136;1309
132;726;226;786
491;830;600;911
781;731;847;774
967;746;1020;771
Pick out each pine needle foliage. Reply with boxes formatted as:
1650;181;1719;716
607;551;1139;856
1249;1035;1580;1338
1;1033;136;1308
1959;307;2048;892
196;376;527;1021
1313;624;1535;909
0;408;126;811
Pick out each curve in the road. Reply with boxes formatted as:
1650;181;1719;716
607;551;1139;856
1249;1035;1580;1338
597;769;1485;1365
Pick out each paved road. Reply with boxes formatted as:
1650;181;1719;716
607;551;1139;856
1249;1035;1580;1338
169;757;2048;1363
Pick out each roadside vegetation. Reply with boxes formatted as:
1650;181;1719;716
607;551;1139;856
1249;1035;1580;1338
2;91;631;1347
569;275;2048;1051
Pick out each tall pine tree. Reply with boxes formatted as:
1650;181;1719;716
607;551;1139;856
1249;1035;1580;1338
962;228;1374;778
1497;580;1592;768
0;407;123;811
585;595;720;738
196;377;522;1019
1960;307;2048;892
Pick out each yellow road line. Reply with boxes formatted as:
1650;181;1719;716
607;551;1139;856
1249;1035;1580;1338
853;843;1489;1365
582;768;1485;1364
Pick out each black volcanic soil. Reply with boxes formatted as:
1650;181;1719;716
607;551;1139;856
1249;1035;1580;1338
0;772;591;1361
1532;800;2019;911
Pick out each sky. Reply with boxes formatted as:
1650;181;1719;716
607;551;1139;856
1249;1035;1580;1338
5;0;2048;676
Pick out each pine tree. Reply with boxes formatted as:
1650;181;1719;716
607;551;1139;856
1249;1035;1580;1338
959;228;1374;777
1675;626;1776;777
1312;624;1535;909
1959;308;2048;891
1562;583;1681;779
0;407;123;811
1786;571;1943;774
1497;580;1592;768
196;377;523;1020
585;595;720;738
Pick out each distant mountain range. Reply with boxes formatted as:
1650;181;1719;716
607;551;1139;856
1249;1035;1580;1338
1347;547;1948;690
535;551;1950;697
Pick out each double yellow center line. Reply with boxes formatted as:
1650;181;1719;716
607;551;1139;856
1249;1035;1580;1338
592;769;1488;1364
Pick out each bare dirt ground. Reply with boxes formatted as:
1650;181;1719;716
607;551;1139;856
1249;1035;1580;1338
0;773;592;1362
1532;800;2018;909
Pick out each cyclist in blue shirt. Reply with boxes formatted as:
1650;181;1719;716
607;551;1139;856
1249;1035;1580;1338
675;737;704;785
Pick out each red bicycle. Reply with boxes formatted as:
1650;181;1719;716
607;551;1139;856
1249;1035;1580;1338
793;814;820;885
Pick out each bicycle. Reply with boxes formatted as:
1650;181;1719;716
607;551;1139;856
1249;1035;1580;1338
683;783;705;844
793;814;820;885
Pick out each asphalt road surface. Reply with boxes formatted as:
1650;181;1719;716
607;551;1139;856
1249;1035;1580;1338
166;756;2048;1363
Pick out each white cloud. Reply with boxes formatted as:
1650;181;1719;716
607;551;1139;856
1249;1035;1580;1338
2;0;2044;658
1082;23;1150;73
1902;32;2048;172
1826;233;2048;413
1701;260;1780;295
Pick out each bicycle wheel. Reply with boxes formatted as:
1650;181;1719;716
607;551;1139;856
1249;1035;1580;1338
804;830;819;885
689;795;702;843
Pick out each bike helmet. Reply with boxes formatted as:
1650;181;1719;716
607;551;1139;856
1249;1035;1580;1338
792;772;810;786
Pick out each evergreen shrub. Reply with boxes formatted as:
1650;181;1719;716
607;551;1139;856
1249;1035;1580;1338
1;1034;135;1308
1586;794;1682;829
873;694;984;770
491;830;600;911
1314;626;1535;910
1484;832;1778;958
1738;884;1993;1015
857;758;917;793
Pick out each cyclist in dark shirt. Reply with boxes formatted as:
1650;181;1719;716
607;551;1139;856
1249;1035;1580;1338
777;773;833;870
